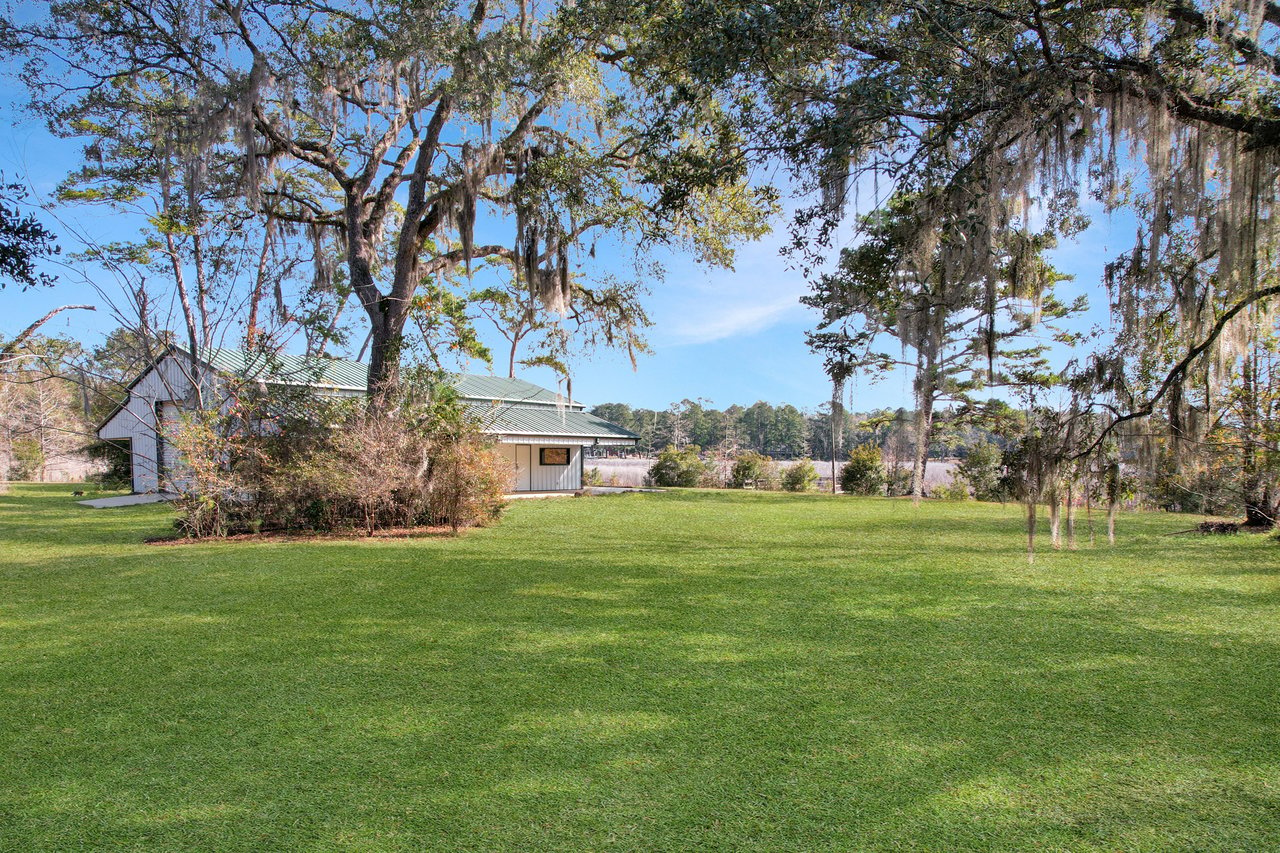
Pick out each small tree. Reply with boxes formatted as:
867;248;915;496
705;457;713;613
647;445;708;487
781;459;819;492
729;451;776;489
956;440;1006;502
840;445;886;496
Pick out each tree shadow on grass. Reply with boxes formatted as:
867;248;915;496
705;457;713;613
4;485;1280;849
5;538;1280;850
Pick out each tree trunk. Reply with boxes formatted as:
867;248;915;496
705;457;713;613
367;316;404;403
1238;348;1276;527
1105;459;1121;545
1026;498;1037;565
1066;479;1077;550
352;229;410;402
1244;493;1275;527
911;391;935;503
1048;486;1062;549
162;232;204;408
246;215;276;349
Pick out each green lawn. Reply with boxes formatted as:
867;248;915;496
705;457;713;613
2;484;1278;851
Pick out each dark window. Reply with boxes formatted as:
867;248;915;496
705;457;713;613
540;447;570;465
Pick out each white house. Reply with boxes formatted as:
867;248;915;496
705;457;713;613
96;348;638;494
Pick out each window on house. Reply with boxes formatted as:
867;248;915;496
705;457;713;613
540;447;570;465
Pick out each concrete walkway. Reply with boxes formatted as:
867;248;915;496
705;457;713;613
78;493;175;509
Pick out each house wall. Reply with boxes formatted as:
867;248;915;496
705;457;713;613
497;443;583;492
100;352;606;495
98;354;222;493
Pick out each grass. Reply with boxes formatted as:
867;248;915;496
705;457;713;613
1;483;1279;851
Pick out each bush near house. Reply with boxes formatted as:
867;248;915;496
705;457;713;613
729;451;777;489
165;382;512;537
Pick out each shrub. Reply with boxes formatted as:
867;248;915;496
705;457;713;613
840;445;886;495
648;445;709;487
167;378;512;538
730;451;776;489
166;408;247;539
956;440;1006;501
427;434;514;533
781;458;819;492
933;475;971;501
885;464;912;497
583;466;604;487
8;438;43;480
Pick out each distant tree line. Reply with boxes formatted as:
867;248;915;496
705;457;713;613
589;398;1023;462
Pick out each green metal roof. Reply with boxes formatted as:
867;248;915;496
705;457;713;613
187;348;634;440
450;373;577;407
466;402;639;441
198;349;577;407
202;349;368;390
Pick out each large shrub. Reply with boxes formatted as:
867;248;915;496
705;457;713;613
730;451;777;489
781;458;819;492
167;379;512;538
840;445;886;496
166;408;247;538
956;440;1007;501
648;444;709;487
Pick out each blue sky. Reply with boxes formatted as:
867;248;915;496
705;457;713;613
2;73;1135;415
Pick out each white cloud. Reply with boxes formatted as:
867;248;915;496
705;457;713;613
667;294;805;345
652;217;823;347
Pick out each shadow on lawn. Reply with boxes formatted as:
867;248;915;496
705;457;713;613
3;486;1280;849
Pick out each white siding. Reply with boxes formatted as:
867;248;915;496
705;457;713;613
97;353;224;493
497;442;583;492
528;444;581;491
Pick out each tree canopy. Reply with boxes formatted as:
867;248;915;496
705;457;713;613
12;0;773;395
618;0;1280;434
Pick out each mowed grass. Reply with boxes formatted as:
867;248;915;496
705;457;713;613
2;485;1279;851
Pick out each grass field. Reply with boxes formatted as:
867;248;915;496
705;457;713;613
2;483;1278;851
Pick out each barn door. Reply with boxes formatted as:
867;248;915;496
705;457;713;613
515;444;532;491
155;401;181;491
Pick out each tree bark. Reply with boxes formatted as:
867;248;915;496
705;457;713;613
246;215;276;348
1240;350;1275;527
1026;499;1037;565
1048;485;1062;549
911;387;935;503
366;308;406;403
1066;479;1077;550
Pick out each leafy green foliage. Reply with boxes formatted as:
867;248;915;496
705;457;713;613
729;450;775;489
956;440;1008;502
0;178;57;290
840;445;885;496
781;458;819;492
18;0;775;392
647;444;710;487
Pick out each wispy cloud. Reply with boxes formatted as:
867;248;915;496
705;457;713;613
667;294;805;345
653;216;820;347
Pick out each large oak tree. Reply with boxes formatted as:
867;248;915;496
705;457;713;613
14;0;770;397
